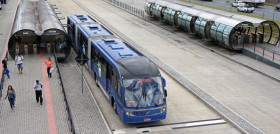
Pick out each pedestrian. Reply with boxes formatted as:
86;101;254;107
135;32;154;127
33;80;43;105
2;57;10;79
5;85;16;109
15;53;24;74
45;57;53;78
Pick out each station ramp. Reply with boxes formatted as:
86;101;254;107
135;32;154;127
243;44;280;69
0;52;111;134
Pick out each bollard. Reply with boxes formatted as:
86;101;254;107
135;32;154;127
24;44;28;54
33;44;37;54
16;44;19;54
47;43;51;53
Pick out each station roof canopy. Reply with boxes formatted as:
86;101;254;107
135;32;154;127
147;0;279;28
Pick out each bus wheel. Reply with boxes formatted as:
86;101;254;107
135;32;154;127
113;101;117;114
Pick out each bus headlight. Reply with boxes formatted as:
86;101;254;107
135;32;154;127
161;106;166;113
126;111;134;116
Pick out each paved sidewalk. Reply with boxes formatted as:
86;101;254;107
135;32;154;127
0;54;71;134
0;0;18;59
59;51;111;134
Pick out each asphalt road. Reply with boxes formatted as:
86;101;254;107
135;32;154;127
178;0;280;20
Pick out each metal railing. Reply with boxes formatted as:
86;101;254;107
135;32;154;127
104;0;146;19
0;69;4;99
244;43;280;63
53;51;76;134
0;52;8;99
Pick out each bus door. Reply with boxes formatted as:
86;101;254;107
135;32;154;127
107;64;113;96
98;55;109;96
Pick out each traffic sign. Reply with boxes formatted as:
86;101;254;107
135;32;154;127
75;53;89;65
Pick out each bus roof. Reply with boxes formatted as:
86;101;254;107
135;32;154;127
95;38;141;60
116;57;160;79
68;14;96;24
78;24;113;38
94;38;160;79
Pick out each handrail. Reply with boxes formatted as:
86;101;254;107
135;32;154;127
244;43;280;62
104;0;146;19
53;51;76;134
0;52;8;99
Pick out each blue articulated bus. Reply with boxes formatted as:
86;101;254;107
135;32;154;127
67;14;97;52
67;14;167;123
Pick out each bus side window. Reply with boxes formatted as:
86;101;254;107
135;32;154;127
117;80;121;103
94;49;98;63
83;36;87;53
101;57;107;77
72;23;75;37
78;31;82;45
67;20;70;32
107;64;113;81
91;46;95;62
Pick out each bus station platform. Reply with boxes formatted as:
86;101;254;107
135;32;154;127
0;1;111;133
243;43;280;69
0;54;71;134
0;53;111;134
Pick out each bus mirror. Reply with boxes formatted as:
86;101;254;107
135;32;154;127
162;78;166;87
164;90;167;97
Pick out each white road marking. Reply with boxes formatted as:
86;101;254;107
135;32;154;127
135;119;226;133
184;119;226;127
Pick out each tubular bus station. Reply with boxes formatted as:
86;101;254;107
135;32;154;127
8;0;70;59
145;0;280;51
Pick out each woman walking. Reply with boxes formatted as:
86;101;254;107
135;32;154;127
5;85;16;109
45;57;53;78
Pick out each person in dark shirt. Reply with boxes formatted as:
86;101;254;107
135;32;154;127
2;57;10;79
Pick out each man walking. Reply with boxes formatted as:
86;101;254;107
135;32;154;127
2;57;10;79
15;53;24;74
33;80;43;105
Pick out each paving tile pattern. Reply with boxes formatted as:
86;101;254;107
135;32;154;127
46;54;72;134
59;53;111;134
0;54;71;134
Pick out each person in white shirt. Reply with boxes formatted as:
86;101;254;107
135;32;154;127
15;53;24;74
33;80;43;105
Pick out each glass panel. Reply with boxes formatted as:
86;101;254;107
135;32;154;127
124;77;164;108
269;24;279;45
186;16;192;32
145;3;149;13
223;26;233;46
200;20;207;38
170;11;175;25
178;14;183;27
194;18;202;35
210;22;220;41
182;13;188;29
263;23;271;43
217;24;226;44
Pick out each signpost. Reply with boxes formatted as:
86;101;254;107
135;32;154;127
75;53;89;94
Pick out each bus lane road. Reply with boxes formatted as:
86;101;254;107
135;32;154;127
48;0;240;133
67;0;280;133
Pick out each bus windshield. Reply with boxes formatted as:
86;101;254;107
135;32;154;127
123;77;165;108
